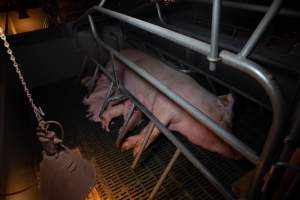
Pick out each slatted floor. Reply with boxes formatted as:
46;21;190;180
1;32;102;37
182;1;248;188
33;78;256;200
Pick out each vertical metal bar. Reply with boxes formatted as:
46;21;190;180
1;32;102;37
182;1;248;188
208;0;221;71
132;122;155;169
110;53;120;89
148;148;181;200
116;103;136;148
239;0;283;58
262;101;300;198
99;81;114;116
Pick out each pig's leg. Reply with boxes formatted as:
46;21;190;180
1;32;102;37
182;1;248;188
121;98;172;156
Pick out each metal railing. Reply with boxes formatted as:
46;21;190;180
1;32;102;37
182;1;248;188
74;0;286;199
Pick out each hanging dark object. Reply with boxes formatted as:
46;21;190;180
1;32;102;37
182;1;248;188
0;27;96;200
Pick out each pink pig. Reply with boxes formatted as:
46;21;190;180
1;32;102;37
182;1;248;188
84;48;241;160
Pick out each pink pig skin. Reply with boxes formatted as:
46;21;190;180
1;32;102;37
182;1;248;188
84;48;241;160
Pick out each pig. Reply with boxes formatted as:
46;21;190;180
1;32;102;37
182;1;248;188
84;48;241;160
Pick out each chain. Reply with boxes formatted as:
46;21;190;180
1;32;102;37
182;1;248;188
0;27;45;123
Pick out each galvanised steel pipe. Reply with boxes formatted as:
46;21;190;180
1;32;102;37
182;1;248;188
188;0;300;18
208;0;221;71
221;51;285;199
239;0;283;58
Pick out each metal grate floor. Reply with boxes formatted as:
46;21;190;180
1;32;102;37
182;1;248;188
34;78;254;200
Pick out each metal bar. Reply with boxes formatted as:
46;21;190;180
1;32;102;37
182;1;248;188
154;1;167;25
132;122;156;169
89;56;236;200
99;0;106;7
239;0;283;58
116;103;136;148
92;6;211;56
208;0;221;71
99;81;114;117
262;100;300;198
87;12;259;164
220;51;285;199
148;148;181;200
187;0;300;18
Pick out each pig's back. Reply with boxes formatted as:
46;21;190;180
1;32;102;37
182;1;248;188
121;49;221;120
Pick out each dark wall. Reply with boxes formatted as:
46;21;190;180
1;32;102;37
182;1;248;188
5;23;84;88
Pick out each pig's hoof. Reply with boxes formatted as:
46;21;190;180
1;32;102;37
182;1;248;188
121;136;139;152
133;145;142;157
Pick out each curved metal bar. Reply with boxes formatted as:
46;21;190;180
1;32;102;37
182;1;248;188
221;51;285;198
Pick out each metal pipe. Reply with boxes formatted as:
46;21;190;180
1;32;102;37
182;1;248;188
208;0;221;71
239;0;283;58
99;0;106;7
88;56;236;200
154;1;167;25
116;103;136;148
131;122;156;169
92;7;211;56
148;148;181;200
220;51;285;199
187;0;300;18
262;100;300;198
87;9;259;164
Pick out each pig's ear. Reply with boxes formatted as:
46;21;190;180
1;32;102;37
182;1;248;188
217;94;234;110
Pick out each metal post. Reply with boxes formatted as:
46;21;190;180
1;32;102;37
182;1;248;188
239;0;283;58
116;103;136;148
148;148;181;200
132;122;156;169
262;101;300;199
208;0;221;71
99;81;114;117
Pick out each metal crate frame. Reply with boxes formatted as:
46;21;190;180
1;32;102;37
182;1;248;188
74;0;287;199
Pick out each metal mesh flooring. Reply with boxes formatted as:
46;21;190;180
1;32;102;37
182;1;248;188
34;78;254;200
67;118;250;200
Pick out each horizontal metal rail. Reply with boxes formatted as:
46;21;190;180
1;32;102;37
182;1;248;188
187;0;300;18
87;56;236;200
75;5;286;199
